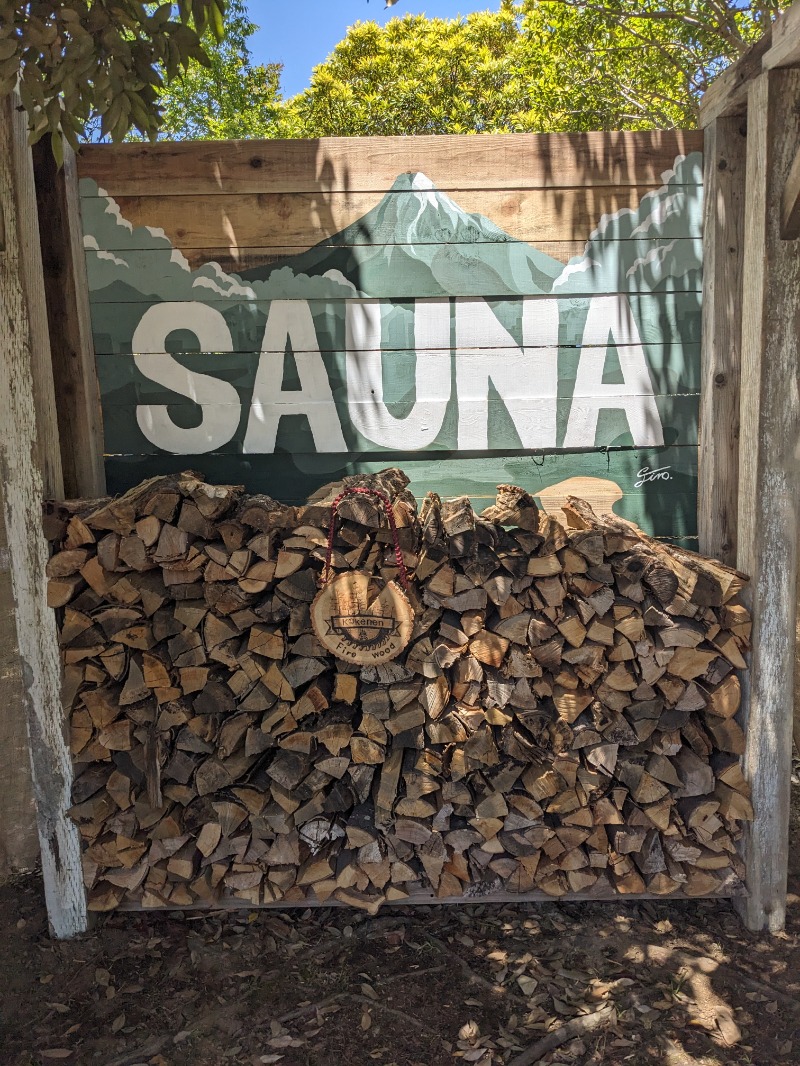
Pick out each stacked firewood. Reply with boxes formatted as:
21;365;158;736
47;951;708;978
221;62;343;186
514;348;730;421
45;469;753;913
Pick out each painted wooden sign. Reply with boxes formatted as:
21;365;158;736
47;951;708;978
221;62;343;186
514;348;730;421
76;131;703;539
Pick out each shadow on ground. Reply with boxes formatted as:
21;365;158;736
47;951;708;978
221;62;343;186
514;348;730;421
2;788;799;1066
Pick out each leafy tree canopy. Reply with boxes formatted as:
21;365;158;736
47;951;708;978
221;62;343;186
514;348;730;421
278;0;790;135
152;0;283;139
1;0;791;150
0;0;227;156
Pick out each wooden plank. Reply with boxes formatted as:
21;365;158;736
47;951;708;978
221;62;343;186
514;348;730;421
94;342;701;392
82;242;702;302
81;236;704;281
0;95;87;938
88;186;701;250
98;394;699;451
105;444;700;540
76;239;640;275
114;884;738;912
76;130;703;196
699;31;773;125
698;116;747;565
763;2;800;70
735;70;800;934
0;488;38;875
99;344;700;392
780;143;800;239
87;292;702;355
33;140;106;498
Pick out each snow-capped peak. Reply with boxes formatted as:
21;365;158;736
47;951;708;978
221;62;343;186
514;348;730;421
411;172;435;191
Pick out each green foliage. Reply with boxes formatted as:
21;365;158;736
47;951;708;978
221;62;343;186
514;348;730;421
0;1;227;149
5;0;789;150
279;3;532;136
279;0;791;135
152;0;283;139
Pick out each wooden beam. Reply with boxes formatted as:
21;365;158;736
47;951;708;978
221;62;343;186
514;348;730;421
8;125;63;499
83;184;699;251
763;2;800;70
735;69;800;934
701;2;800;127
33;140;106;498
781;143;800;239
699;30;773;126
698;116;747;565
0;96;87;938
76;129;704;196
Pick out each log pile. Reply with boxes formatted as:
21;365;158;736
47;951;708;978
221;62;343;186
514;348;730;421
45;469;753;913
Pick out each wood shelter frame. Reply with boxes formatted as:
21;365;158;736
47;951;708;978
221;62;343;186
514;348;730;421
698;1;800;931
1;3;800;937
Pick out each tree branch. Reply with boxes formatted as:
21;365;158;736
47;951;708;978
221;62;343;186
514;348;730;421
509;1003;617;1066
539;0;751;56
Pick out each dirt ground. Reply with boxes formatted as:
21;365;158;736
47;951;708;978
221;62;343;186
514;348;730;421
2;786;800;1066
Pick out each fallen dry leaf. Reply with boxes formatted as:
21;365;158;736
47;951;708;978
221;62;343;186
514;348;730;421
267;1035;295;1048
459;1020;480;1042
715;1012;742;1046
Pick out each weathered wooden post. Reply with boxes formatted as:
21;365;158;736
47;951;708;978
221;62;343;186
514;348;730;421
697;115;747;567
734;67;800;933
32;140;106;500
698;3;800;931
0;96;87;937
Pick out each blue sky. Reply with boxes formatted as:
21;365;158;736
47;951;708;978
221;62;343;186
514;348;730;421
247;0;499;98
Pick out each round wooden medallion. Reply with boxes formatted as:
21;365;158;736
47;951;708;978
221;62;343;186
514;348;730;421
311;571;414;665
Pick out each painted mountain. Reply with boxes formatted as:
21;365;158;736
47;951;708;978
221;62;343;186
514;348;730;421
239;171;565;299
81;155;703;354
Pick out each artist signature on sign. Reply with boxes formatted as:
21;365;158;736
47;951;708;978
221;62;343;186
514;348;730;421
635;466;672;488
